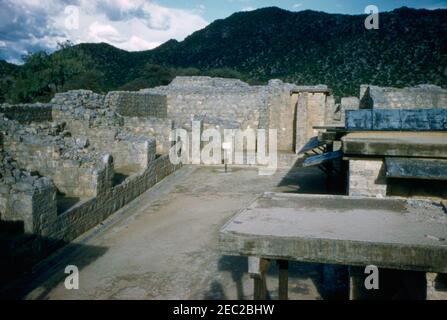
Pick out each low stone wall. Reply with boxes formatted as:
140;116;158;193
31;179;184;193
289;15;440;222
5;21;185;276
106;91;167;118
0;103;53;123
0;153;182;285
51;154;181;242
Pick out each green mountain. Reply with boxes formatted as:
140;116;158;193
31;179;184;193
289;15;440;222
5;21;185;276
1;6;446;103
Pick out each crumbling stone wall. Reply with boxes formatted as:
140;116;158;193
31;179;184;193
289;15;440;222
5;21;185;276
0;111;181;282
0;116;112;198
48;153;180;242
51;90;105;110
52;92;157;170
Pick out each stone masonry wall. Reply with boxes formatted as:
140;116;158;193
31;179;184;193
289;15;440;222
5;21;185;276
359;85;447;109
144;78;269;132
123;117;173;155
48;154;181;242
0;103;52;124
143;77;326;152
0;153;182;284
0;115;112;198
106;91;167;118
0;147;57;235
348;159;387;197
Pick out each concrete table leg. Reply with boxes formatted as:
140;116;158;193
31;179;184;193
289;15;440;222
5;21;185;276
278;260;289;300
249;257;271;300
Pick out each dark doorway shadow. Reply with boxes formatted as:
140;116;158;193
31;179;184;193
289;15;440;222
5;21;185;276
113;172;129;186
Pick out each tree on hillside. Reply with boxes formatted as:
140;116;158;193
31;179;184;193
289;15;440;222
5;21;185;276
119;64;174;91
6;41;103;103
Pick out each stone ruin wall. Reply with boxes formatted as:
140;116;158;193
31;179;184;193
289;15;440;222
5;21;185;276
327;84;447;128
0;76;343;281
143;77;331;153
360;84;447;109
1;76;446;289
0;90;183;280
143;77;270;132
340;85;447;199
106;91;168;118
0;103;53;123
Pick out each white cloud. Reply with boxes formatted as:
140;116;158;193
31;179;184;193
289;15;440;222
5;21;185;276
0;0;209;62
87;22;126;43
293;3;303;9
241;7;256;12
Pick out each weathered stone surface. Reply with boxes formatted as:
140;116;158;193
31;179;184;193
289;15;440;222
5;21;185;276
220;193;447;273
348;159;387;197
342;132;447;158
359;84;447;109
346;110;373;130
385;157;447;180
346;109;447;131
105;91;167;118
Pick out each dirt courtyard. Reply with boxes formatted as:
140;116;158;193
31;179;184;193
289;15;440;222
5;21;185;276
3;163;354;300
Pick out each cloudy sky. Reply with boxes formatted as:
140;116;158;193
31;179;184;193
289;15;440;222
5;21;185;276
1;0;446;64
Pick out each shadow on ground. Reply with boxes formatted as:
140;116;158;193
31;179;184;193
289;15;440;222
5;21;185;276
276;157;347;196
0;220;107;299
205;159;351;300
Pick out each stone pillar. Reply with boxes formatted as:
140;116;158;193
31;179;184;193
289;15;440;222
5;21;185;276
348;159;387;197
295;93;308;152
294;92;328;153
306;92;327;143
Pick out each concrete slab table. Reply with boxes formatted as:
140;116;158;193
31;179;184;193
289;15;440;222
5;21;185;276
219;192;447;299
